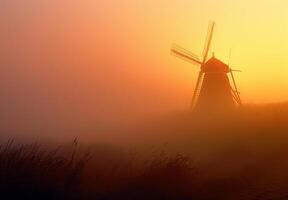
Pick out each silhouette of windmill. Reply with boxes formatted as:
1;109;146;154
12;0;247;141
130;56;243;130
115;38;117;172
171;21;242;111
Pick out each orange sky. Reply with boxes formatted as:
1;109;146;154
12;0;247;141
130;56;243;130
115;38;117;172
1;0;288;130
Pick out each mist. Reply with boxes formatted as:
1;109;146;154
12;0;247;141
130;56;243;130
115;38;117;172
1;0;288;143
2;1;288;199
0;0;190;141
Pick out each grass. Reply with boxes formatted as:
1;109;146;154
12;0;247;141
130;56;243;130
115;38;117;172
0;139;91;199
0;139;201;200
2;104;288;199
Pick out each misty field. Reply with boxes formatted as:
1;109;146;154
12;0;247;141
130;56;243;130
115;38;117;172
2;103;288;200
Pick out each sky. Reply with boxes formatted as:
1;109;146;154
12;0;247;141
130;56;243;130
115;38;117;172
1;0;288;134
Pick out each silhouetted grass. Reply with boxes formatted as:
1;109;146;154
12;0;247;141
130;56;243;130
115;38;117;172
0;139;91;199
0;139;203;200
3;104;288;199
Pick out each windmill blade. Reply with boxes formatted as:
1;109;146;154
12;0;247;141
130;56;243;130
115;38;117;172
191;71;204;109
231;90;242;105
202;21;215;63
172;44;200;61
230;69;242;72
228;49;242;106
171;44;202;65
230;70;242;105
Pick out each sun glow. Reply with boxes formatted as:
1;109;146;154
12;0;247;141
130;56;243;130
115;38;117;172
1;0;288;125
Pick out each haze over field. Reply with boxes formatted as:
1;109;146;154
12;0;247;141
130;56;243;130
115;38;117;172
1;0;288;138
3;1;288;199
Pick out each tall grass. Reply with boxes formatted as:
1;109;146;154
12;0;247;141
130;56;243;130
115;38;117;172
0;139;90;199
2;104;288;199
0;139;201;200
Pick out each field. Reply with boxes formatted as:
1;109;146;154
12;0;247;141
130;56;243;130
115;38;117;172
1;103;288;200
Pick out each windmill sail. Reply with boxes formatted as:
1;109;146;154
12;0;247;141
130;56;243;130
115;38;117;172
202;21;215;63
171;44;202;65
191;71;204;109
230;70;242;105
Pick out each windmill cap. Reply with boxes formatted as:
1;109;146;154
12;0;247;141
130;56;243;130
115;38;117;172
202;57;230;73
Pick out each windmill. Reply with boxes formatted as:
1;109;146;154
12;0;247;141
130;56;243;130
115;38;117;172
171;21;242;111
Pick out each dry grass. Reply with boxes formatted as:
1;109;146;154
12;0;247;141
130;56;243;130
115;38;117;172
0;140;201;200
2;103;288;199
0;139;90;199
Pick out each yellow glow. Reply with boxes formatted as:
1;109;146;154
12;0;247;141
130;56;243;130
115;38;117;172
85;0;288;104
2;0;288;115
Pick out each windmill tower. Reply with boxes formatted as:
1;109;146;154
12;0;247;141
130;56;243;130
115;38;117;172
171;21;242;111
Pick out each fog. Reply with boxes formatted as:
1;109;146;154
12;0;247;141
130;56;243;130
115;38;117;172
0;0;189;140
1;0;288;143
2;2;288;199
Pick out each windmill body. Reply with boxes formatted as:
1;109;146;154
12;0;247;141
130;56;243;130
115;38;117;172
196;56;235;111
171;21;242;111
